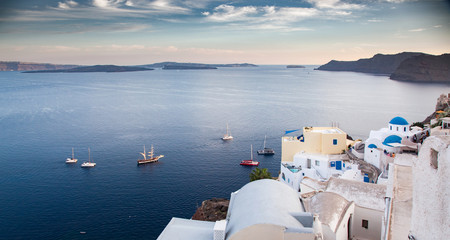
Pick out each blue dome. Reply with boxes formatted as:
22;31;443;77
368;144;378;149
389;116;409;125
383;135;402;147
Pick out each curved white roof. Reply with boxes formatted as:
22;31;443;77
308;192;351;232
225;179;307;238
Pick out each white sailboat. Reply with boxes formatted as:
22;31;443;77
81;147;96;168
222;123;233;140
65;148;78;163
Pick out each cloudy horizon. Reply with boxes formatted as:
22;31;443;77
0;0;449;65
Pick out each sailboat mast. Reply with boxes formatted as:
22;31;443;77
143;145;146;160
264;135;266;148
150;145;154;158
88;147;91;163
72;147;74;159
251;144;253;160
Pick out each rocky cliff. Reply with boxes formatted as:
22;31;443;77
191;198;229;221
390;54;450;83
0;61;79;71
316;52;423;74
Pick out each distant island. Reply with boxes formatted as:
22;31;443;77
286;65;305;68
0;61;257;72
23;65;153;73
316;52;450;83
0;61;79;71
140;62;257;70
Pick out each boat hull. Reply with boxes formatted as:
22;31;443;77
257;148;275;155
81;162;96;168
65;158;78;163
137;155;164;165
240;160;259;166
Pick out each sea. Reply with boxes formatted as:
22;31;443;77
0;65;448;240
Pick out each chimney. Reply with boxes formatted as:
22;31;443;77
214;220;227;240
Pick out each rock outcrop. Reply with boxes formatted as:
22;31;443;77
316;52;423;74
191;198;229;221
390;54;450;83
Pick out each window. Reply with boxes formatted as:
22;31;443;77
315;160;320;166
397;127;399;131
390;126;392;130
333;139;338;145
430;148;439;169
362;220;369;229
282;173;286;181
404;127;407;132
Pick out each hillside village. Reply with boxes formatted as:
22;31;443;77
157;94;450;240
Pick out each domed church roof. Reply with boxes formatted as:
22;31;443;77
389;116;409;125
383;135;402;147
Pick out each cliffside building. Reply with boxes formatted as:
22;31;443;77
157;179;323;240
382;135;450;239
364;116;420;179
280;126;360;191
301;177;386;240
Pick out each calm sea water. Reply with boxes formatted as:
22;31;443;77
0;66;448;239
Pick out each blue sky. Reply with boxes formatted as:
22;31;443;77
0;0;449;65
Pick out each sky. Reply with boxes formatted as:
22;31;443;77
0;0;449;65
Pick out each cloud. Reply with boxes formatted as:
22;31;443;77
205;4;258;22
204;5;319;23
58;0;79;9
306;0;364;10
262;6;318;22
409;28;426;32
92;0;112;8
148;0;190;14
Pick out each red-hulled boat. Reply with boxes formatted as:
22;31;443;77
240;144;259;166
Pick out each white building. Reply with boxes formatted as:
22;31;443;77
410;136;450;239
280;127;361;192
364;116;419;177
382;135;450;240
157;179;323;240
301;177;387;240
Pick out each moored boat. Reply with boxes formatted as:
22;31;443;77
240;144;260;166
137;145;164;165
222;123;233;140
257;135;275;155
81;147;96;168
65;147;78;163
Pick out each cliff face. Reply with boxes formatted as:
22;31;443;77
316;52;423;74
191;198;229;222
0;61;79;71
390;54;450;83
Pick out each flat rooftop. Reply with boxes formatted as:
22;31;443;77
307;127;345;134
